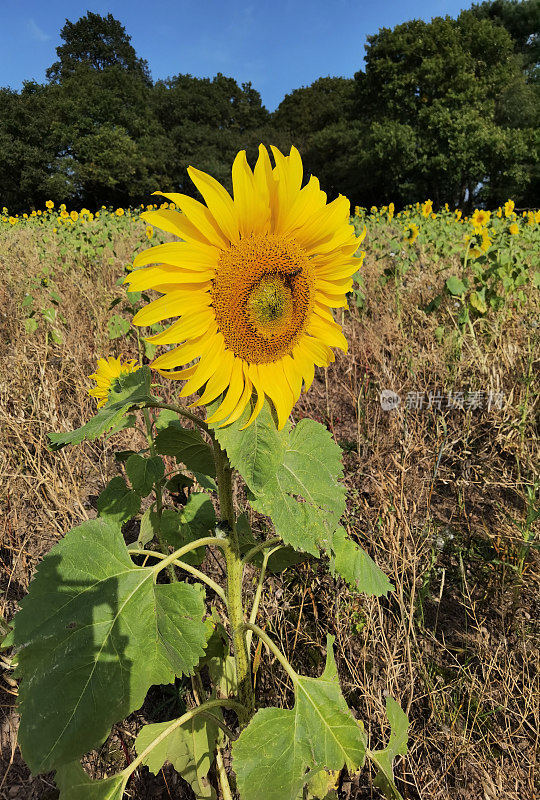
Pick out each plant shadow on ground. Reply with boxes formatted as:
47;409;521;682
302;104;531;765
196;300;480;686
1;220;538;799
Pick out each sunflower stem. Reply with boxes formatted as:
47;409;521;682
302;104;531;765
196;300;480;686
146;401;210;435
213;438;255;722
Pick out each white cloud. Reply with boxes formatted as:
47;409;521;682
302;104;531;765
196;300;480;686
27;18;50;43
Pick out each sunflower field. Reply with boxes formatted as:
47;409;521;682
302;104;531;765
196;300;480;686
1;151;539;800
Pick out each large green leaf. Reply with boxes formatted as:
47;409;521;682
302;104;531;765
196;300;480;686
6;518;207;773
371;697;409;800
135;715;219;799
232;636;366;800
210;400;285;493
446;276;467;297
96;475;141;524
158;493;216;565
49;366;155;450
252;420;346;556
330;527;393;597
125;454;164;496
154;420;216;477
55;762;125;800
213;403;347;560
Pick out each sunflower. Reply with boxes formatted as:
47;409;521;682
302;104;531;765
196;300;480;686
504;200;515;218
88;356;140;408
471;209;490;228
403;223;419;244
126;145;359;429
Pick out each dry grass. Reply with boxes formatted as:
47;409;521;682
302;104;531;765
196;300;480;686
0;224;538;799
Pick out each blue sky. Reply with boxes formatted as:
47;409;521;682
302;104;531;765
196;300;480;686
2;0;471;111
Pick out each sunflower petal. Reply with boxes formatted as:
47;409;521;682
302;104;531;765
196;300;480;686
132;242;218;270
206;358;245;424
188;166;239;244
152;192;229;249
220;374;253;426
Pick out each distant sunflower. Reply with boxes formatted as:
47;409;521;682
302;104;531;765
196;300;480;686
471;209;490;228
403;223;419;244
88;356;140;408
126;145;360;429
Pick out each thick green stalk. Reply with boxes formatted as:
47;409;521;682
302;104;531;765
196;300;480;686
213;439;255;719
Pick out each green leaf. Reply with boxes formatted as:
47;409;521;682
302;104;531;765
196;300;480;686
192;472;218;492
105;414;136;439
125;454;164;496
252;420;346;556
207;655;237;699
306;769;339;799
165;473;194;494
434;326;445;343
371;697;409;800
135;715;219;799
446;276;466;296
114;449;138;463
7;518;207;773
97;475;141;524
107;314;130;339
210;400;284;493
234;710;307;800
421;293;442;314
24;317;39;334
138;507;159;547
330;527;393;597
55;762;125;800
41;307;56;324
154;421;216;477
49;329;63;345
155;408;179;430
233;635;366;800
159;494;216;565
469;289;487;314
126;290;142;304
49;367;155;450
144;341;157;360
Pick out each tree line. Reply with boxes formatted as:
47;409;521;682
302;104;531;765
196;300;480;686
1;2;538;213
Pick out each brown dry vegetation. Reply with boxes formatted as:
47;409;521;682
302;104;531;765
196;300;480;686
0;223;538;800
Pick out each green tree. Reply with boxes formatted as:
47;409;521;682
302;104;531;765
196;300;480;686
352;11;538;207
0;82;75;212
273;77;354;143
47;11;151;84
151;73;271;195
49;63;170;207
470;0;540;75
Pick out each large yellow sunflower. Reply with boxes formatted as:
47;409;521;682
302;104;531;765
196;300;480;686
126;145;360;429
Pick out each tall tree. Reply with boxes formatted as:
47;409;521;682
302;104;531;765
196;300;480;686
151;73;271;195
352;11;537;207
47;12;151;84
469;0;540;75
